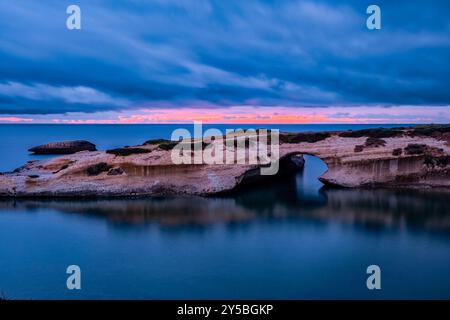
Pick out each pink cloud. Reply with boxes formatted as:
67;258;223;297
2;105;449;124
0;116;33;123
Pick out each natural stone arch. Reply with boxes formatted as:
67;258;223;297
1;127;450;197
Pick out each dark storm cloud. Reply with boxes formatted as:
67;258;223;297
0;0;449;114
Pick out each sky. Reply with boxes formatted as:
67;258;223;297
0;0;449;124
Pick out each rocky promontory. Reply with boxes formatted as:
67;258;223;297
1;125;449;198
28;140;97;154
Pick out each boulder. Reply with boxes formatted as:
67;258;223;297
28;140;97;155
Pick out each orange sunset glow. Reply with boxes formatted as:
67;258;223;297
3;105;449;124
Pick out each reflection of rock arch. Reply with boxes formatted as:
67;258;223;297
2;187;449;232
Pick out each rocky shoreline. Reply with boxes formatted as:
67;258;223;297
1;125;449;198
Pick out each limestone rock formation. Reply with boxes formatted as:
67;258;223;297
28;140;97;154
1;126;449;198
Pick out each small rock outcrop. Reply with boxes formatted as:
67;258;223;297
28;140;97;154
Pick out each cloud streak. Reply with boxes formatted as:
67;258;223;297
0;0;449;121
0;81;128;105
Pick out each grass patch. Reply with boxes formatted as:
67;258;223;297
106;147;152;156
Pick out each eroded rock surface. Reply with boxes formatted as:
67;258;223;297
1;126;450;198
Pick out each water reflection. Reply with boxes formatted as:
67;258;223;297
1;155;450;233
1;179;449;234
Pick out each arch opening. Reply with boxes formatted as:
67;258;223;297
232;153;329;196
295;154;329;198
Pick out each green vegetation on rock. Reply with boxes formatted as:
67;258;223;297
86;162;112;176
106;147;152;156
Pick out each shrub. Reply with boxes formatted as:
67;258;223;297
354;145;364;153
364;137;386;148
86;162;112;176
339;128;403;139
159;140;211;151
106;147;152;156
143;138;172;145
409;124;450;137
404;144;428;155
158;141;179;151
143;138;185;151
280;132;331;144
424;155;450;168
392;148;403;156
107;167;124;176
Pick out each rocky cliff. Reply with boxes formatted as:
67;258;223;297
0;125;449;198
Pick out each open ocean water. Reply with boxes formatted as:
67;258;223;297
0;124;449;299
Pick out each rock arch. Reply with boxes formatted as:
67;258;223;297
1;127;450;197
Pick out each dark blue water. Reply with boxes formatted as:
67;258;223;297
1;124;450;299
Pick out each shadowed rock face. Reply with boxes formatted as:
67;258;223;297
28;140;97;154
1;126;450;198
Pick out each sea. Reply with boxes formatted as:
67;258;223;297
0;124;449;299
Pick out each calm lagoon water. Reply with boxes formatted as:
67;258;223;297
0;124;450;299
